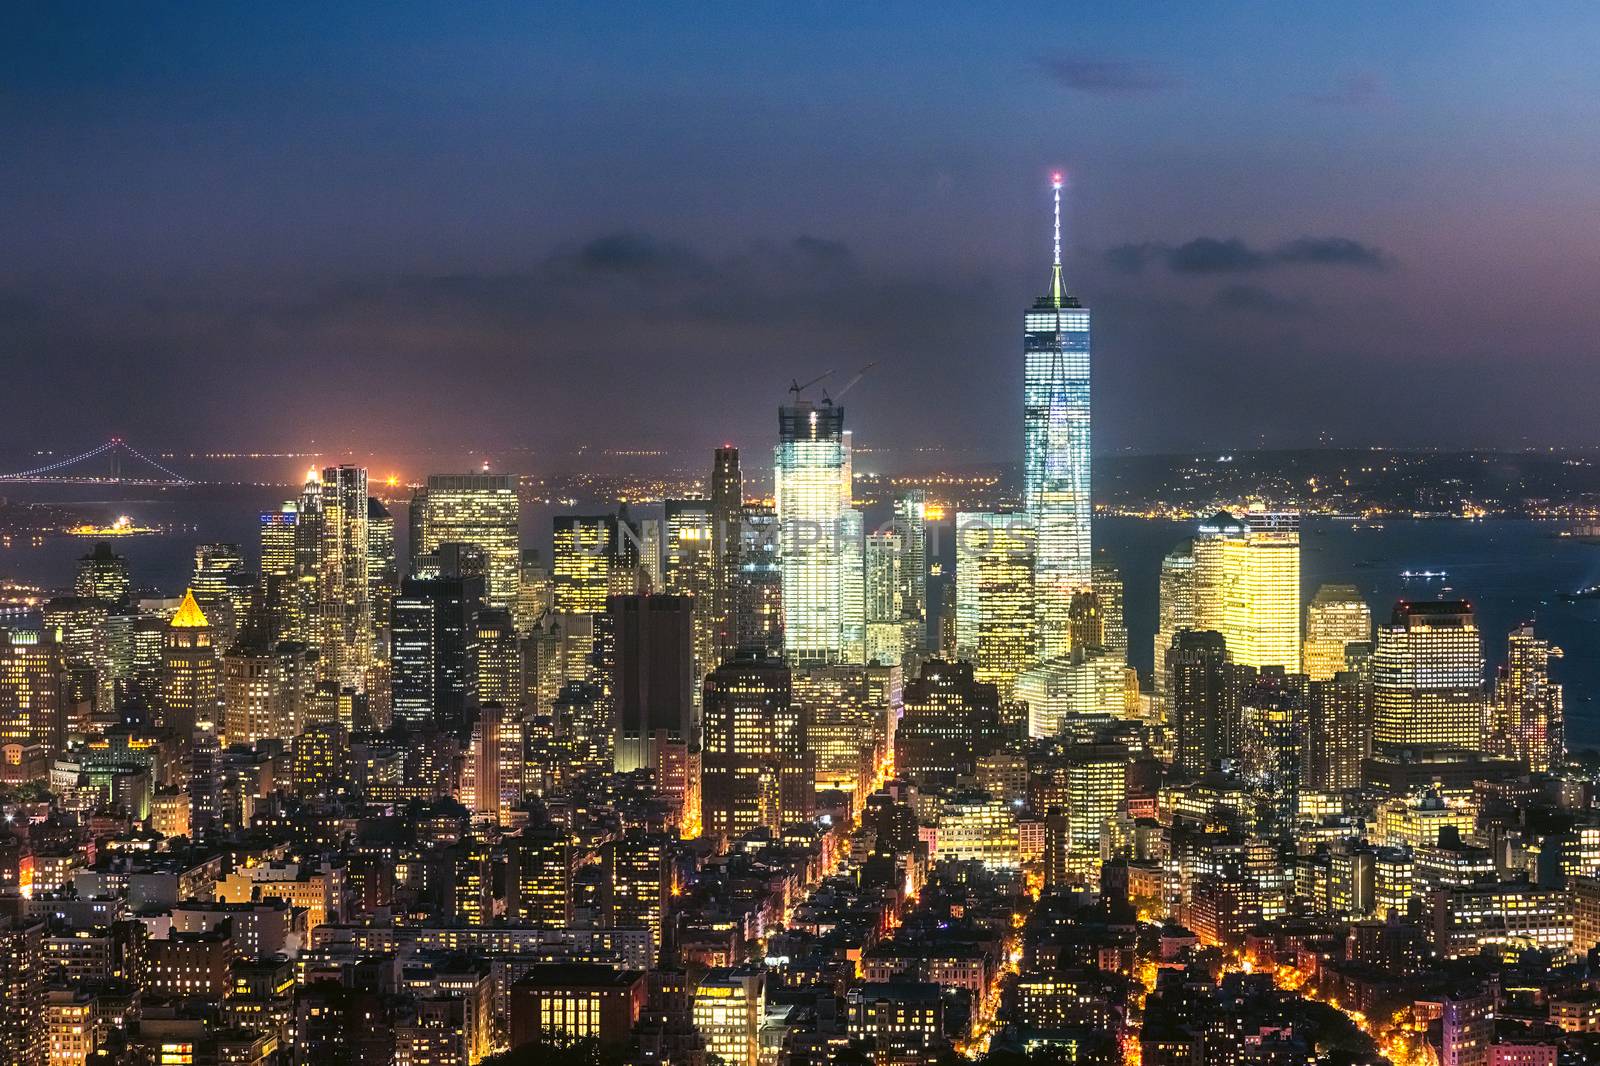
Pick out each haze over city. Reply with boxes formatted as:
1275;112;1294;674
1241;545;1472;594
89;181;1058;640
6;3;1600;456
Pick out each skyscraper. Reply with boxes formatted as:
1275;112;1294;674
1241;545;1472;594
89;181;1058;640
1372;601;1484;757
391;569;485;731
316;465;373;689
1193;509;1302;672
710;446;743;663
1303;584;1372;681
162;589;219;735
414;474;521;611
607;594;697;798
955;512;1036;701
664;498;717;682
74;541;131;604
893;490;929;632
700;650;808;837
775;399;851;664
553;514;625;615
1169;630;1252;776
733;505;782;656
1494;623;1563;772
1152;543;1195;698
1024;174;1092;661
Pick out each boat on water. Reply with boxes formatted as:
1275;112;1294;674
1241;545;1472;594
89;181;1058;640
1400;569;1449;579
1561;585;1600;602
64;514;158;537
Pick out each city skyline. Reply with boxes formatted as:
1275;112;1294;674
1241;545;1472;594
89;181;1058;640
4;9;1600;1066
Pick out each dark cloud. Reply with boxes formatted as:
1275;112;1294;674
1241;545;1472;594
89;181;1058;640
1103;236;1391;274
1275;236;1389;269
1036;53;1177;95
1168;238;1268;274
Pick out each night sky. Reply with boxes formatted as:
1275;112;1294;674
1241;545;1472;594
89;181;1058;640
5;3;1600;463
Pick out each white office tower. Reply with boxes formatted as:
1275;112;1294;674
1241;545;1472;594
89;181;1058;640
1024;174;1092;661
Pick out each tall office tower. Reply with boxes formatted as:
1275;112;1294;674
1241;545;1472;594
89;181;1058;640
415;474;521;611
509;826;573;925
864;529;903;625
1306;670;1369;791
1494;623;1564;772
391;570;485;731
161;590;219;736
260;505;298;580
191;543;244;608
733;505;782;655
710;446;744;661
955;512;1036;701
516;549;553;629
366;497;397;641
794;663;901;804
1238;671;1309;827
1152;543;1195;698
1090;555;1128;661
1372;601;1485;757
553;514;624;614
608;595;697;803
839;507;867;664
1068;588;1104;651
42;596;112;717
474;608;521;712
638;518;666;592
1193;509;1302;671
896;659;1003;792
1169;630;1253;776
664;499;718;681
1303;584;1372;681
316;465;373;689
259;504;306;642
1060;741;1128;880
893;491;929;629
553;679;612;777
1024;174;1092;660
864;528;906;666
604;830;671;963
468;702;501;821
701;651;808;838
775;399;850;663
222;640;314;745
74;541;130;604
0;915;43;1066
0;630;67;757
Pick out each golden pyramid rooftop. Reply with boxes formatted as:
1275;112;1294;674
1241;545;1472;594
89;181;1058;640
169;588;210;628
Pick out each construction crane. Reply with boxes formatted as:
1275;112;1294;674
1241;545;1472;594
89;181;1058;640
788;371;833;401
825;361;877;405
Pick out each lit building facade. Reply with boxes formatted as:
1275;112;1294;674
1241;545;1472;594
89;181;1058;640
1494;622;1563;772
1372;601;1485;756
1193;510;1301;672
414;474;521;612
955;511;1036;701
1024;175;1092;660
775;400;852;664
1303;583;1372;681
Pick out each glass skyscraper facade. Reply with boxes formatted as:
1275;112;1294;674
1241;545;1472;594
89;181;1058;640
775;400;852;664
1024;176;1092;661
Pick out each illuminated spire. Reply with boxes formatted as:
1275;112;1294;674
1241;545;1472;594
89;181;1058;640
1049;172;1065;308
170;588;210;628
